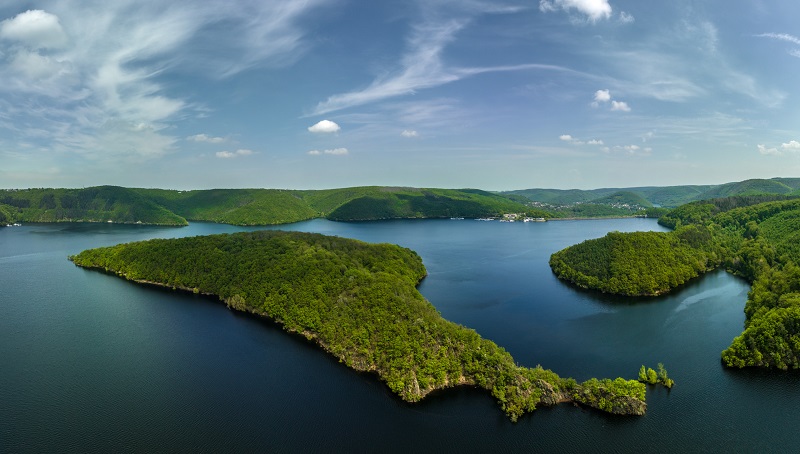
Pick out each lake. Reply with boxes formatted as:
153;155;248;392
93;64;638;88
2;218;798;452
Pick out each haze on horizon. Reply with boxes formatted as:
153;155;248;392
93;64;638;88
1;0;799;191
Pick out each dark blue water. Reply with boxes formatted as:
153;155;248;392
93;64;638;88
1;219;797;453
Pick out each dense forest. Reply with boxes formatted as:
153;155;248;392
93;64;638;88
70;230;645;421
549;226;720;296
7;178;794;227
504;177;800;208
550;195;800;370
1;186;538;226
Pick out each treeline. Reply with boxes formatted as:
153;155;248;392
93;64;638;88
0;187;187;225
549;225;719;296
552;194;800;371
1;186;535;226
71;230;645;421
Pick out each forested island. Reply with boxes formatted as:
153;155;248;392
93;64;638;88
70;230;646;421
550;194;800;370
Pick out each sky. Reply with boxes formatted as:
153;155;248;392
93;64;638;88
1;0;799;191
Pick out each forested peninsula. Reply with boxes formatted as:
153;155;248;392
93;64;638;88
550;195;800;370
70;230;646;421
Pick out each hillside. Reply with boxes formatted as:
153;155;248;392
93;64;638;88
550;195;800;370
504;178;800;208
70;230;646;421
0;186;188;225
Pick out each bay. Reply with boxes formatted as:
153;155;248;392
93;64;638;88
1;218;797;453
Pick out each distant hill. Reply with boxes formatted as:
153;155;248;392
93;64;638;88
503;178;800;208
0;186;188;225
0;186;532;226
589;191;653;208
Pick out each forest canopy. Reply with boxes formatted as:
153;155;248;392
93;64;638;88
70;230;645;421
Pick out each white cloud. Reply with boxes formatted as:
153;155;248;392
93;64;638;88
782;140;800;150
401;129;419;138
539;0;613;22
790;49;800;58
308;119;341;133
0;9;68;49
560;134;604;146
187;133;226;143
308;148;349;156
593;89;611;103
0;1;329;161
216;149;253;158
755;33;800;46
309;3;586;116
756;140;800;156
619;12;635;24
611;100;631;112
758;144;780;156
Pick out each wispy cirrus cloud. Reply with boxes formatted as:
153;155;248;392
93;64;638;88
187;133;226;143
309;3;589;116
0;0;325;161
756;33;800;58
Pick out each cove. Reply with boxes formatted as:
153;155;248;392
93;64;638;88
2;218;798;452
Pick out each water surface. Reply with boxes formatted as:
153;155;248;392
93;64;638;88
2;219;796;452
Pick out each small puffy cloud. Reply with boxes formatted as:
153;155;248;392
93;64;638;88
782;140;800;150
187;133;226;143
587;139;604;145
559;134;575;141
216;149;254;158
401;129;418;138
758;144;780;156
0;9;68;49
539;0;612;22
593;89;611;103
592;89;631;111
308;147;349;156
308;119;340;134
611;100;631;112
757;140;800;156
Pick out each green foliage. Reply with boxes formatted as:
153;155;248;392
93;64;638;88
549;228;718;296
646;368;658;384
0;187;187;225
552;192;800;372
325;187;529;221
590;191;653;208
71;230;646;420
572;378;647;415
70;233;579;418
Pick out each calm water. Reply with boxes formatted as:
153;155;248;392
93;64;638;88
1;218;798;453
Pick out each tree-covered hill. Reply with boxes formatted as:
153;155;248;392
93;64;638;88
70;230;645;421
549;226;719;296
503;177;800;208
0;186;531;226
325;187;538;221
0;186;188;225
551;195;800;371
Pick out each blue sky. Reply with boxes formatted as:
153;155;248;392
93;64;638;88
1;0;799;190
